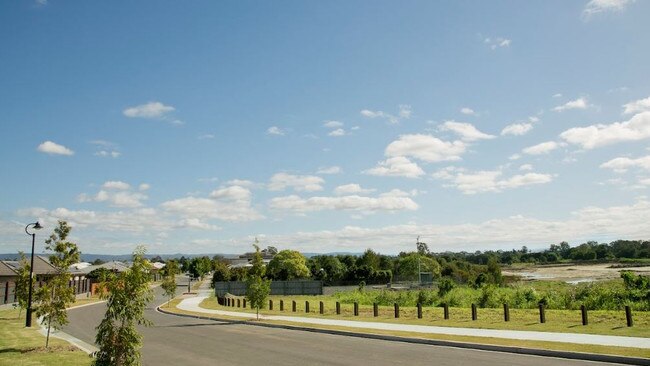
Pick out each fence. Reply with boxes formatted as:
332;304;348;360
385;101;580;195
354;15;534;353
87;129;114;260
214;280;323;297
1;278;91;306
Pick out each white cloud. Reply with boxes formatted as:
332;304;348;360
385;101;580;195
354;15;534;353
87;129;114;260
123;101;175;119
519;164;533;171
323;120;343;128
269;190;418;213
37;141;74;156
102;181;131;190
176;218;220;231
210;185;252;201
268;173;324;192
363;157;425;178
460;107;477;116
440;121;495;142
94;150;121;158
385;134;466;162
316;166;342;175
162;184;263;222
267;126;286;136
509;154;521;161
553;93;563;98
600;155;650;173
90;140;120;158
623;96;650;115
360;105;412;124
522;141;559;155
225;179;255;187
560;111;650;149
484;37;511;50
198;134;215;140
78;190;147;208
334;184;376;195
433;168;554;194
328;128;346;137
583;0;635;19
139;183;151;191
501;123;533;136
553;97;589;112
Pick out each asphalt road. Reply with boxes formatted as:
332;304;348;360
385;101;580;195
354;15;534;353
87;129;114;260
63;276;624;366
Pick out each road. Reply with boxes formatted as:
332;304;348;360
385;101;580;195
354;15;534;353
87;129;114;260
63;276;624;366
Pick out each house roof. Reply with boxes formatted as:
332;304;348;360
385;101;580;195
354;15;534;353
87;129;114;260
1;256;57;276
79;261;130;274
0;261;18;277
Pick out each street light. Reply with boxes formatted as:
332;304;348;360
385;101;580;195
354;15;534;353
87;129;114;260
24;221;43;327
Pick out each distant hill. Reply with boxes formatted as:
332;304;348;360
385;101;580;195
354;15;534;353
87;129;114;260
0;252;363;261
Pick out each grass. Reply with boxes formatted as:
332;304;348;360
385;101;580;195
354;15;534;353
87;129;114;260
162;297;650;359
0;308;91;366
68;294;104;308
202;295;650;338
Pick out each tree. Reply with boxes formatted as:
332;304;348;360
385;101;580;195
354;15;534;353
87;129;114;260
395;253;440;281
188;256;211;280
94;246;154;366
34;220;80;348
357;249;380;270
416;238;430;255
161;274;176;307
266;250;310;280
13;251;30;319
211;261;230;288
245;244;271;320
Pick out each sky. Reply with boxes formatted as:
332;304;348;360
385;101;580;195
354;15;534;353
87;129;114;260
1;0;649;255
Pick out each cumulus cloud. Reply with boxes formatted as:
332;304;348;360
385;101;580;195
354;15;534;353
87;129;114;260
328;128;346;137
385;134;466;162
268;173;324;192
162;184;263;222
600;155;650;173
123;101;175;119
360;105;411;124
460;107;477;116
37;141;74;156
323;120;343;128
522;141;559;155
269;190;418;213
583;0;635;19
623;96;650;115
439;121;495;142
560;111;650;149
519;164;533;171
334;184;376;195
363;157;425;178
484;37;511;50
102;181;131;190
267;126;286;136
316;166;342;175
501;123;533;136
553;97;589;112
432;167;554;194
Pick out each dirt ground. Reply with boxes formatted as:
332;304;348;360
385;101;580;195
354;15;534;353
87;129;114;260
502;263;650;283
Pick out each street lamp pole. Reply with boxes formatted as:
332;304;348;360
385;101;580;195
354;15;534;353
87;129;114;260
24;221;43;327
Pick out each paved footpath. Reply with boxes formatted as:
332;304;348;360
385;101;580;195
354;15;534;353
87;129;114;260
177;295;650;349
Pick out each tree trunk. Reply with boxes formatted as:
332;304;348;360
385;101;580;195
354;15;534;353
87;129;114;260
256;307;259;320
46;322;51;348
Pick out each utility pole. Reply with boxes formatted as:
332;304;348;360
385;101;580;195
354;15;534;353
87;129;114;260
417;236;421;285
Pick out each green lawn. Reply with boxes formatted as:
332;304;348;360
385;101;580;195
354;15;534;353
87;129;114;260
0;308;91;366
203;295;650;338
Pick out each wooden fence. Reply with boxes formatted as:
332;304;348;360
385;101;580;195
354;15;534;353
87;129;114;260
214;280;323;297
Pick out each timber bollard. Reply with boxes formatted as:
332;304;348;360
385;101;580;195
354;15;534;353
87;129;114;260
471;303;477;321
292;300;297;312
417;303;422;319
373;303;378;317
231;299;235;307
443;303;449;320
269;300;273;310
626;306;633;327
539;303;546;324
237;299;240;307
581;305;588;325
243;299;246;308
225;298;229;306
280;300;284;311
354;302;359;316
336;302;341;315
394;303;400;318
305;301;310;313
320;301;324;314
503;303;510;322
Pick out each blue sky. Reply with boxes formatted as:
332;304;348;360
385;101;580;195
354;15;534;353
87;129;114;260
1;0;649;255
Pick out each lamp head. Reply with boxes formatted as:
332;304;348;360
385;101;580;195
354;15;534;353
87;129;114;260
33;222;43;230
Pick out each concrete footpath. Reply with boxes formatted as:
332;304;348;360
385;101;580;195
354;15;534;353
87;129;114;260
176;295;650;349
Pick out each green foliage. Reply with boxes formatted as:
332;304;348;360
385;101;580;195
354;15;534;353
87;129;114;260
395;253;440;281
307;255;345;284
13;251;30;318
86;267;113;280
93;246;154;366
266;250;310;280
211;261;230;288
161;259;180;277
437;277;455;297
188;256;211;280
34;220;80;348
161;274;177;305
357;249;381;270
245;244;271;319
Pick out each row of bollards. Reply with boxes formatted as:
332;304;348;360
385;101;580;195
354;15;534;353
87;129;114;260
222;298;634;327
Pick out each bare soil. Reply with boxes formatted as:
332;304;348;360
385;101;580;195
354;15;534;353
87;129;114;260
503;263;650;282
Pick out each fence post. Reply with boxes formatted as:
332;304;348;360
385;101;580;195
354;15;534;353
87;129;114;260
394;303;399;318
320;301;324;314
443;303;449;320
292;300;297;312
503;303;510;322
336;301;341;315
243;299;246;308
269;299;273;310
373;303;378;317
305;301;310;313
237;299;240;307
471;303;477;321
417;303;422;319
232;299;235;307
539;303;546;324
280;300;284;311
354;302;359;316
625;306;633;327
581;305;588;325
227;298;230;306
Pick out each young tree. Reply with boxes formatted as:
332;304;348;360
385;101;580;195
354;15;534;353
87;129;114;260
245;244;271;320
94;246;154;366
266;250;310;280
34;220;80;348
13;251;30;319
161;274;177;307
